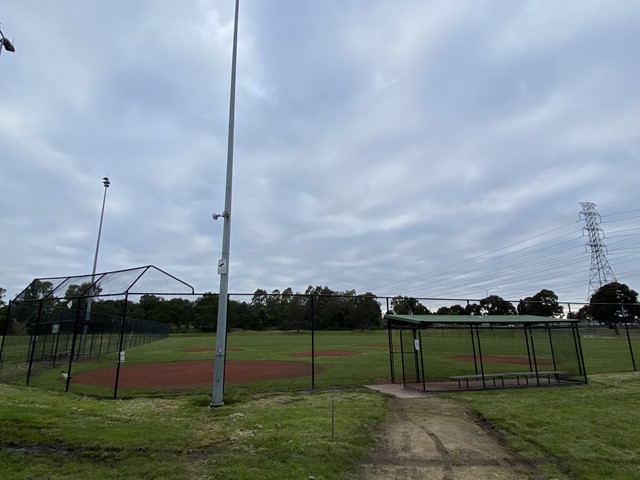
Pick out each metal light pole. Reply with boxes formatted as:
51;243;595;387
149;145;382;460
211;0;240;407
92;177;111;279
85;177;110;321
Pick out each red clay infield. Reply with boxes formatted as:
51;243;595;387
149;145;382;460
451;354;553;365
289;350;360;357
72;360;315;390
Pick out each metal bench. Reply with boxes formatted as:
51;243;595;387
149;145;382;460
449;373;508;388
450;371;570;388
508;370;570;385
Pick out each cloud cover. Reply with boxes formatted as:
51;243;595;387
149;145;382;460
1;0;639;304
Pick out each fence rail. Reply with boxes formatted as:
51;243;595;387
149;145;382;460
0;293;638;399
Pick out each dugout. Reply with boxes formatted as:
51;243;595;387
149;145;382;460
386;314;587;392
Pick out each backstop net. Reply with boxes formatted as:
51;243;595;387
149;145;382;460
0;266;194;396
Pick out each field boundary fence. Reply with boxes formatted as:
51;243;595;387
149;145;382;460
1;286;639;398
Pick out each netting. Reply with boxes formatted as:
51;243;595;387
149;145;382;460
0;266;193;396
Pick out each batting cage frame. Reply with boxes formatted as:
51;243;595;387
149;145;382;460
386;314;588;392
0;265;194;398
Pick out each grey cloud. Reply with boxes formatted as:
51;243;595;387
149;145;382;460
1;1;639;304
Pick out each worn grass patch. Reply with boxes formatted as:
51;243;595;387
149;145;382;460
0;383;386;480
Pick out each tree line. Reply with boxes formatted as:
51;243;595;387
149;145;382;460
1;281;638;333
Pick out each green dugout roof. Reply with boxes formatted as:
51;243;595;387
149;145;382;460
385;314;576;326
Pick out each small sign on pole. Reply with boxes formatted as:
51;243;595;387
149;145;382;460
414;339;420;351
119;351;125;363
217;258;228;275
52;324;60;334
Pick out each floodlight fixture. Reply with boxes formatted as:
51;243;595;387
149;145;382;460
0;24;15;55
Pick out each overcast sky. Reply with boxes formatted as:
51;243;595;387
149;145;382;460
2;0;639;306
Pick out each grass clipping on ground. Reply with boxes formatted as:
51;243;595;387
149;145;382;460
0;385;386;480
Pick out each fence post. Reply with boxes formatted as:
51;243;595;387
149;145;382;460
574;323;588;384
528;326;540;385
475;325;486;389
469;324;479;375
64;302;85;392
418;329;426;391
524;324;533;372
0;300;12;365
52;324;61;368
399;328;406;386
387;321;395;383
26;300;45;386
624;322;637;371
113;293;130;399
311;295;315;389
547;322;558;372
412;329;420;383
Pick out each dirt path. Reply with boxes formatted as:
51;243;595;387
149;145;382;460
359;396;536;480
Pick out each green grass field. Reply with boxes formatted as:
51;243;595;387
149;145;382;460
457;372;640;480
2;329;640;478
1;373;639;479
2;328;639;399
0;383;386;480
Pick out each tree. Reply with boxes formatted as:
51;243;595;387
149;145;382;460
391;296;430;315
64;282;100;312
574;304;592;321
517;289;564;317
164;298;194;330
351;293;382;330
20;280;53;301
251;289;268;307
589;282;638;333
479;295;516;315
192;294;218;331
283;292;310;332
129;294;164;321
465;303;483;315
0;287;6;333
436;304;466;315
12;280;54;330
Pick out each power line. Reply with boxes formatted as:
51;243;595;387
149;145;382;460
371;220;582;293
371;206;639;302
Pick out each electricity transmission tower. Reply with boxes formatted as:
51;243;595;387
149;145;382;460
579;202;616;300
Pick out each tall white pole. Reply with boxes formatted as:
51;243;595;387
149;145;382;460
211;0;240;407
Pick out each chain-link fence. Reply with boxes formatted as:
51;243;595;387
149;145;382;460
1;287;639;398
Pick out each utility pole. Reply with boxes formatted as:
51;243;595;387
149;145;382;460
579;202;616;300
